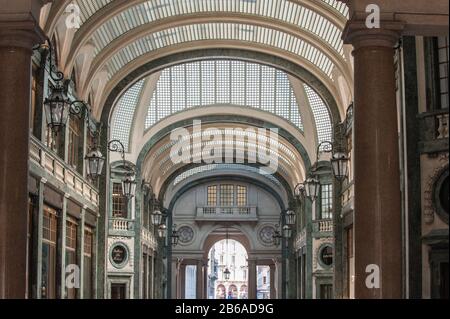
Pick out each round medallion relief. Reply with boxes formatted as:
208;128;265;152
110;243;129;269
178;226;195;244
259;225;276;245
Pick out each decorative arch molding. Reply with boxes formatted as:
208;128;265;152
160;163;292;209
133;114;313;198
199;225;253;259
166;175;287;215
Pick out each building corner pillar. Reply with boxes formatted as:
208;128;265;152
0;13;46;299
247;258;257;299
343;21;404;299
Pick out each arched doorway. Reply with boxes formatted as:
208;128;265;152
207;238;248;300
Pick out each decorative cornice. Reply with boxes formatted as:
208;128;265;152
342;20;405;50
0;15;46;49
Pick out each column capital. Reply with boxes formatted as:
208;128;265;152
0;16;46;50
342;20;405;50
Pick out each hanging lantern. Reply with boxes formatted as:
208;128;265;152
223;267;231;281
304;176;320;202
84;148;105;180
158;224;168;238
331;152;349;182
44;85;70;133
122;173;137;198
284;210;296;226
151;209;164;226
171;225;179;246
282;225;292;239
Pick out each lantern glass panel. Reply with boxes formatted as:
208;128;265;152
158;225;167;238
283;225;292;239
151;210;163;226
285;210;296;225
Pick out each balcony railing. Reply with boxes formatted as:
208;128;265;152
141;227;157;250
196;206;258;221
29;135;99;206
109;218;135;233
313;219;333;233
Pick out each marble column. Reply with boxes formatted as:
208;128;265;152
0;11;46;298
203;259;208;299
247;258;257;299
179;263;186;299
196;260;204;299
343;22;404;298
269;264;276;299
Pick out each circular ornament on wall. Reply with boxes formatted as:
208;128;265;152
178;225;195;244
258;225;276;245
109;242;129;269
318;244;333;269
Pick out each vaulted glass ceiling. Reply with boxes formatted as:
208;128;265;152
74;0;349;28
145;60;304;130
110;59;332;153
106;22;336;80
89;0;345;58
110;79;145;150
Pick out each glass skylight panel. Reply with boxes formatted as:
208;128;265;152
303;84;332;145
216;60;230;104
201;61;215;105
75;0;112;24
230;61;245;105
261;67;275;113
186;63;201;107
143;60;304;132
157;69;171;121
246;63;260;108
111;79;145;152
171;64;185;113
320;0;349;18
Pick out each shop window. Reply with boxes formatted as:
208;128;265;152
42;206;58;299
112;183;127;218
320;184;333;219
319;284;333;299
437;37;449;109
111;283;127;299
426;37;449;110
83;227;93;299
27;197;36;298
65;217;78;299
